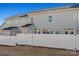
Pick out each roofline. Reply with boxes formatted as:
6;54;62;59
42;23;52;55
28;8;79;16
30;5;70;13
29;4;79;14
4;4;71;19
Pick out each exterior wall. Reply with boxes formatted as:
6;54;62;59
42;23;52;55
30;10;77;34
0;28;18;36
76;11;79;34
20;27;29;34
0;16;31;29
1;8;79;34
10;28;18;36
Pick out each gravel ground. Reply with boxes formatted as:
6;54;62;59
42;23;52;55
0;45;78;56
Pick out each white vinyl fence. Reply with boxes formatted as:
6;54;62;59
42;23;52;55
0;33;79;50
0;36;16;46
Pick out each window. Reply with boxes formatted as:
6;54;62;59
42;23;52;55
47;31;49;34
34;30;37;34
38;31;40;34
43;31;46;34
70;31;74;34
50;31;53;34
56;31;59;34
49;16;52;22
65;31;68;34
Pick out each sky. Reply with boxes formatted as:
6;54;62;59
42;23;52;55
0;3;70;25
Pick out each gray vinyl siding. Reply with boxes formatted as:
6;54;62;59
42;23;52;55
30;10;77;34
1;16;31;28
1;8;79;34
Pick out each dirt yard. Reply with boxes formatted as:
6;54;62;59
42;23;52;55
0;45;78;56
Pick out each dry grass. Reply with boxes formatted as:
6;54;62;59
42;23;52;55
0;45;78;56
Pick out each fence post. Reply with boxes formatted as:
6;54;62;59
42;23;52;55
74;34;78;55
